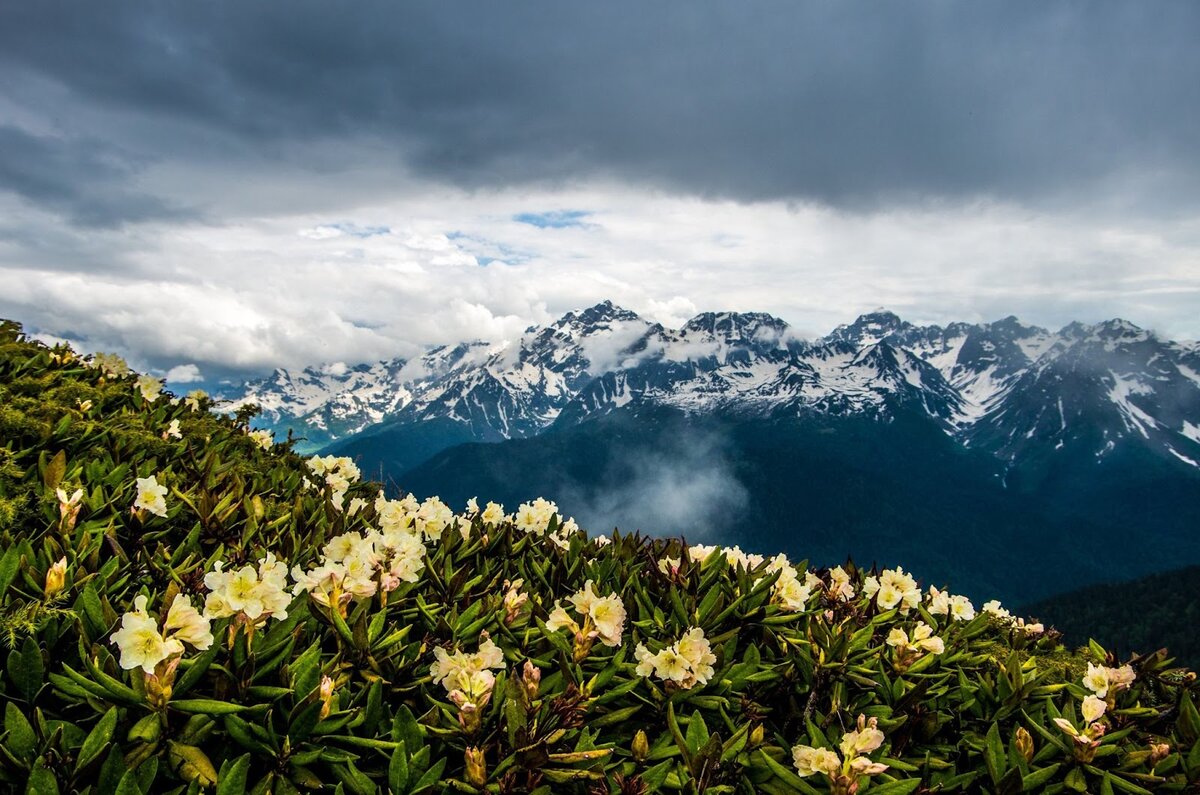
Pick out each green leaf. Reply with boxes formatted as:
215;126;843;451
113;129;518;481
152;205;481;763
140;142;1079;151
217;753;251;795
170;698;252;715
984;721;1007;785
7;637;44;702
0;547;20;601
167;741;219;786
1021;764;1061;790
4;702;36;759
43;450;66;492
388;740;409;794
867;780;921;795
26;762;59;795
685;712;710;755
74;706;117;773
755;749;822;794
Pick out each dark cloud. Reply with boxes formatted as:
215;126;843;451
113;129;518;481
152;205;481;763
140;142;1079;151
1;2;1197;218
0;126;191;226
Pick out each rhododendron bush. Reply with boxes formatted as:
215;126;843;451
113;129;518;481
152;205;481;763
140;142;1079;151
1;318;1199;794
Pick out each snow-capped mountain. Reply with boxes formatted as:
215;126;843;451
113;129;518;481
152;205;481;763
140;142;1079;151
222;302;1200;470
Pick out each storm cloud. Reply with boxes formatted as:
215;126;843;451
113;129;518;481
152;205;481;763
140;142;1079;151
3;2;1198;211
1;2;1198;375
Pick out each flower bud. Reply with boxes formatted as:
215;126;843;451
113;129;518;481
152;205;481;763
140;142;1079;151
632;730;650;762
1014;727;1034;762
465;746;487;787
749;724;764;748
43;557;67;598
522;660;541;700
318;675;335;720
457;702;482;734
1150;742;1170;764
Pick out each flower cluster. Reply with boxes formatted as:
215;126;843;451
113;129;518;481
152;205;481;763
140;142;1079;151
133;475;169;518
111;594;213;674
546;580;626;659
793;715;889;791
514;497;558;534
291;522;426;609
204;553;292;624
306;455;361;510
984;600;1045;635
501;578;529;624
926;585;976;621
89;351;129;377
135;374;163;403
248;428;273;449
375;492;459;541
886;620;945;668
687;543;770;570
1083;662;1136;699
429;636;506;732
635;627;717;690
862;567;920;613
767;554;822;611
184;389;207;411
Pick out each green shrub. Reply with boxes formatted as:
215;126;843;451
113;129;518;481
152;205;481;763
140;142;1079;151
0;319;1197;794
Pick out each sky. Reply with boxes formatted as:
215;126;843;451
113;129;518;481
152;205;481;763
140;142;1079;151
1;2;1198;382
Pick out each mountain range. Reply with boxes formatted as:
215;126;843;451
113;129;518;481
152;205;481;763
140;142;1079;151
222;302;1200;604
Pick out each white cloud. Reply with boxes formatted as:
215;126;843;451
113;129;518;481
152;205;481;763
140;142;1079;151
2;181;1199;379
165;363;203;383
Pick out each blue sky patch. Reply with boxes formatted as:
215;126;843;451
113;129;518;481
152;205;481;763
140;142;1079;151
513;210;592;229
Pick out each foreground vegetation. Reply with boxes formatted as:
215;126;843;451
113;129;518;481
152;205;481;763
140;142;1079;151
0;319;1198;794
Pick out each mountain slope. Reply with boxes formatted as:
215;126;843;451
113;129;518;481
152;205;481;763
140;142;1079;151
397;404;1200;605
1023;566;1200;669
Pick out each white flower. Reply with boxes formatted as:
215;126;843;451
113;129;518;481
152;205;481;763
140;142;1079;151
135;374;163;403
688;544;719;563
590;594;626;647
1081;694;1107;724
111;596;179;674
514;497;559;535
91;352;129;378
545;602;578;634
163;594;214;650
480;501;506;525
548;581;626;650
430;636;507;707
926;586;950;615
593;534;611;547
983;600;1010;619
111;594;210;674
414;496;454;540
346;497;366;516
828;566;855;601
658;557;681;576
184;389;207;411
872;568;920;613
164;419;182;440
676;627;717;685
840;719;885;757
1083;662;1135;698
949;595;976;621
635;627;716;689
248;429;273;449
886;622;944;656
792;745;841;778
133;476;169;517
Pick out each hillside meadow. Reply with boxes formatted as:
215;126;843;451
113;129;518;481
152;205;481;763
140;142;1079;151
0;318;1198;794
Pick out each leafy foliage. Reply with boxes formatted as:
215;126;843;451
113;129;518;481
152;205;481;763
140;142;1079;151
0;318;1198;794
